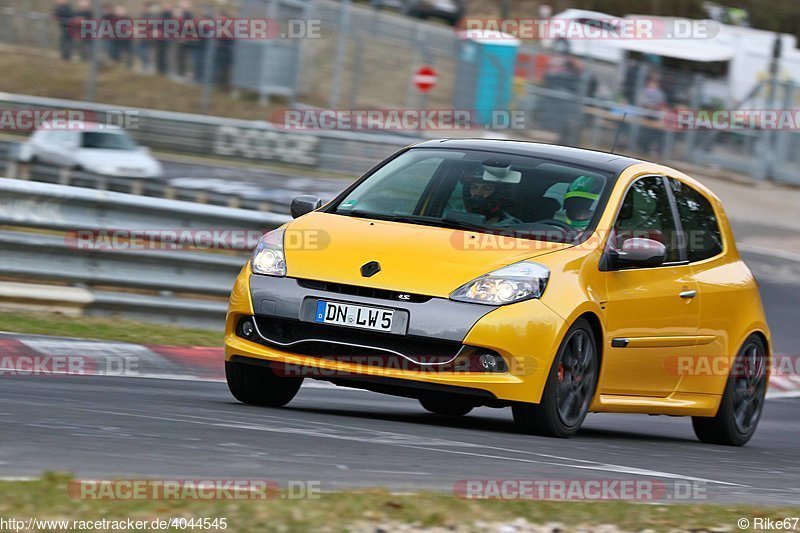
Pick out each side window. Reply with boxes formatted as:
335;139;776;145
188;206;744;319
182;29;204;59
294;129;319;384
669;179;723;262
49;131;77;146
614;176;681;264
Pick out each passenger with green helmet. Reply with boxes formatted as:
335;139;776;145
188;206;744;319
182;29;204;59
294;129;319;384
559;174;604;230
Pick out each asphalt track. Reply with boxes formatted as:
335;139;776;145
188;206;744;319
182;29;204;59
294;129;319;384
0;376;799;505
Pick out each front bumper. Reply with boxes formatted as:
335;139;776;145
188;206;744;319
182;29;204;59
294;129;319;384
224;270;565;403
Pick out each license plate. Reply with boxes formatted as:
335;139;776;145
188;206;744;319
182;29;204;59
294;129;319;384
314;300;394;332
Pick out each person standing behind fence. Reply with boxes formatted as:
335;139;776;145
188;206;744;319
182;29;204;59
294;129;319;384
100;3;114;61
638;74;668;157
175;0;194;79
215;9;234;89
544;56;584;147
72;0;93;61
53;0;74;61
136;2;160;73
118;5;134;68
187;5;210;83
155;3;173;75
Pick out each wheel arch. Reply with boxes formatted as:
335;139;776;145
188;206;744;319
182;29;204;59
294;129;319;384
577;311;605;373
750;330;770;355
735;325;772;358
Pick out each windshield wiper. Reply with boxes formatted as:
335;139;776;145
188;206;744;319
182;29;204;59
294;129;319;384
343;210;421;224
342;209;490;232
437;215;491;232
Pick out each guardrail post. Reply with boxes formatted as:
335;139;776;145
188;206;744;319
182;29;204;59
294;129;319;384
130;180;143;196
227;196;241;209
196;191;208;204
164;186;177;200
6;160;18;179
18;163;31;181
58;167;72;186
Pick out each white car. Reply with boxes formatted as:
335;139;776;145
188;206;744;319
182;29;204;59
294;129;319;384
550;9;625;64
18;124;163;178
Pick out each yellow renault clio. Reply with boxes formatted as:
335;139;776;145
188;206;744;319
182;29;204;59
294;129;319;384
224;140;771;446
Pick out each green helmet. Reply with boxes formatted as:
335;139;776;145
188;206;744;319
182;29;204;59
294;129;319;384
564;175;603;230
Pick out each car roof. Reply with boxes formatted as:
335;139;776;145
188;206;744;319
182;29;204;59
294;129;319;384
554;8;622;21
412;139;643;174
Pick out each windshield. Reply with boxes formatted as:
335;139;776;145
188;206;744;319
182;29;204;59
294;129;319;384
81;131;138;150
332;148;613;242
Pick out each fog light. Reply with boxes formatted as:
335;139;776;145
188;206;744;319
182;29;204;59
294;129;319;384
240;318;255;339
479;353;499;371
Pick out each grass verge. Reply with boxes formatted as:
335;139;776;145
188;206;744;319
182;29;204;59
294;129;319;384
0;46;287;121
0;474;796;532
0;311;221;346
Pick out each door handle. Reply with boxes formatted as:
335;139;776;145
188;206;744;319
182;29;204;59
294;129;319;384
679;290;697;299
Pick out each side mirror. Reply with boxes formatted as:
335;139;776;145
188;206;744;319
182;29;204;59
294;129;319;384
606;237;666;270
291;195;322;218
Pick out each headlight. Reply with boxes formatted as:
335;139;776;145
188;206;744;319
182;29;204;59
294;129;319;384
450;261;549;305
251;228;286;276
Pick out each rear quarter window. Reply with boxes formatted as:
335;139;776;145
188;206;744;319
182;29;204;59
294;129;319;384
669;179;724;262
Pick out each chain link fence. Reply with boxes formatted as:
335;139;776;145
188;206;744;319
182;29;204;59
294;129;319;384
0;0;462;111
520;47;800;184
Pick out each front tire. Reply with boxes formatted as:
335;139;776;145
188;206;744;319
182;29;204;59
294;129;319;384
225;360;302;407
692;335;768;446
512;318;598;438
419;396;473;416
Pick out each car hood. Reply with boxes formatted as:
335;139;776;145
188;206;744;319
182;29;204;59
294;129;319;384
283;212;572;298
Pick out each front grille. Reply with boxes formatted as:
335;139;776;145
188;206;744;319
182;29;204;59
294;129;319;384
251;315;460;359
297;279;432;303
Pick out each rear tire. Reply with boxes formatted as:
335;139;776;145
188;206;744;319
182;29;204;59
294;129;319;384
225;360;302;407
512;318;598;438
419;396;473;416
692;335;767;446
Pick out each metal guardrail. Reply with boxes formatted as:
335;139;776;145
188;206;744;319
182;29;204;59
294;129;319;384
0;149;291;214
0;230;244;297
0;178;291;329
0;92;416;177
0;178;287;232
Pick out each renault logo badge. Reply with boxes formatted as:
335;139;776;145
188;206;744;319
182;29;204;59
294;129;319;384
360;261;381;277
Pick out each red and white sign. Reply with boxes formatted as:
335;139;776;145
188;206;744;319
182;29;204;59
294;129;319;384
413;65;438;93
